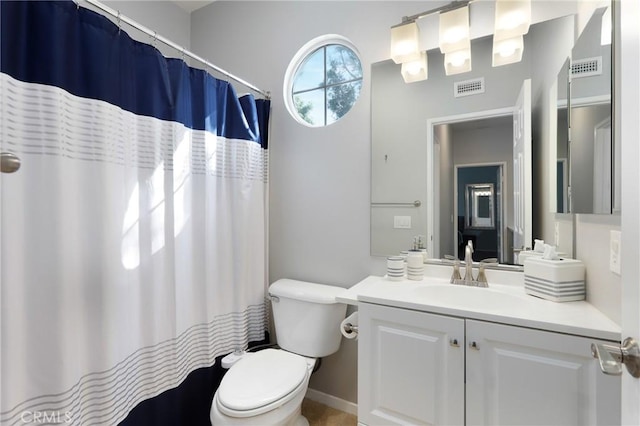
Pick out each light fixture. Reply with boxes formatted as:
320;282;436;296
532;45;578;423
493;0;531;39
439;6;470;54
444;48;472;75
390;21;421;64
492;0;530;67
492;35;523;67
401;52;428;83
390;0;532;83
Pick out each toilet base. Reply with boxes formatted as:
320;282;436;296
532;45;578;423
295;414;309;426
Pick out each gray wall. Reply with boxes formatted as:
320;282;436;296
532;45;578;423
188;1;622;405
191;1;426;403
100;1;191;55
437;124;454;257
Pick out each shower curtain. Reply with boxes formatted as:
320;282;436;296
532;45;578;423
0;1;270;425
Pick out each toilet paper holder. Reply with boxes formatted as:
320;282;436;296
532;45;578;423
343;322;358;334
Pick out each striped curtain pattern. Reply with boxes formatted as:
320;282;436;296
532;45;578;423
0;1;270;424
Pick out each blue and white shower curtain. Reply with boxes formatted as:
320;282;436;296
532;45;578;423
0;1;270;424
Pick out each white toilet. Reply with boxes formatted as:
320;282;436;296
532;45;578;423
210;279;348;426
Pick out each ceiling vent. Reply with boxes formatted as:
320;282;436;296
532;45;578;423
571;57;602;78
454;77;485;98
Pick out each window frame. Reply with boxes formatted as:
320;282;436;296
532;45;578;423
283;34;363;127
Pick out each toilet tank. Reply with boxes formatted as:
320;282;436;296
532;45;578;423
269;279;348;358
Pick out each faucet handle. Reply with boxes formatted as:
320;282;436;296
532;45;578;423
476;258;497;287
444;255;462;284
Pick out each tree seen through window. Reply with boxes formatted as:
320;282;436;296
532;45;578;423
292;44;362;127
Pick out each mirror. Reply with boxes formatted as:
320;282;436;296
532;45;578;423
555;6;615;214
371;7;603;264
466;184;495;230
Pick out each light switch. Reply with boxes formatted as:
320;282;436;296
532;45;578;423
609;230;621;275
394;216;412;229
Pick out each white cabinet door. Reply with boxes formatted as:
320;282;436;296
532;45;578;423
465;320;621;426
358;303;465;426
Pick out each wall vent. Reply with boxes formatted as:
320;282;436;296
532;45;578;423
454;78;485;98
571;57;602;78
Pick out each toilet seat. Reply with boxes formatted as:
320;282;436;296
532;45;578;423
216;349;309;418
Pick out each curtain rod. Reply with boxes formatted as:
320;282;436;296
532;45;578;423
81;0;271;99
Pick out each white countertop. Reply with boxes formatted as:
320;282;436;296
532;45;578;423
338;267;621;342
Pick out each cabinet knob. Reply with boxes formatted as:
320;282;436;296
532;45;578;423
450;338;460;347
469;341;479;350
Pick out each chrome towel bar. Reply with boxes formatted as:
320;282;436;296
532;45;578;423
371;200;421;207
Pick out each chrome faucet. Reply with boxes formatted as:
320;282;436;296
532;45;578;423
463;241;474;283
445;243;497;287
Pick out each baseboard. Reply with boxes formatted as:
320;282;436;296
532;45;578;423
304;388;358;416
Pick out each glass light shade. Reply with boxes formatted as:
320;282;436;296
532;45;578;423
391;22;421;64
444;48;471;75
401;52;428;83
492;35;524;66
494;0;531;41
439;6;470;54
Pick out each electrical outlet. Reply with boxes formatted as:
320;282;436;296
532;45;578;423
609;230;621;275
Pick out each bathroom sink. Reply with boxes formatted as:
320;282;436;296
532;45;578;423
411;284;525;311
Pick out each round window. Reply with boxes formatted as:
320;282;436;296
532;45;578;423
284;35;363;127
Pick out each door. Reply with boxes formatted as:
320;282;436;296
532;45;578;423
592;117;612;213
358;303;464;426
619;0;640;423
466;320;620;425
512;79;532;254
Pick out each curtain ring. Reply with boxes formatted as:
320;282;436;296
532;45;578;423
151;31;157;47
117;11;121;33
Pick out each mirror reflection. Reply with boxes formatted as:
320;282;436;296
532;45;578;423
371;6;610;264
466;184;495;230
555;6;615;214
556;59;570;213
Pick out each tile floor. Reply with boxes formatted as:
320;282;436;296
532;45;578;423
301;398;357;426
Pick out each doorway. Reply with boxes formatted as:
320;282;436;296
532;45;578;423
455;164;505;261
429;110;514;262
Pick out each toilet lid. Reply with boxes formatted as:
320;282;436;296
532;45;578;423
217;349;308;413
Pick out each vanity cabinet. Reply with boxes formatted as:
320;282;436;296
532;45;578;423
358;303;621;426
358;302;465;425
